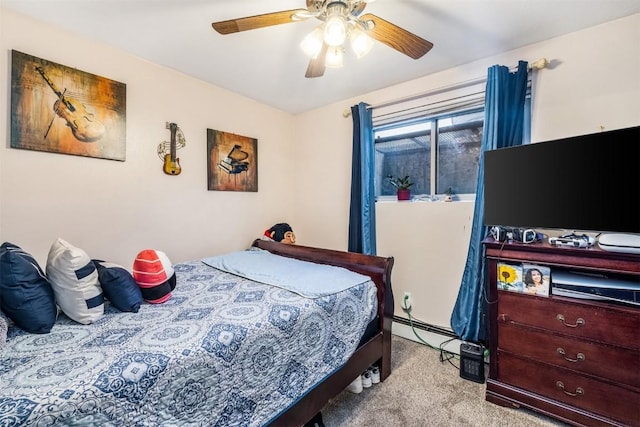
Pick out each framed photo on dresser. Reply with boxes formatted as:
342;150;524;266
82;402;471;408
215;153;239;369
522;264;550;297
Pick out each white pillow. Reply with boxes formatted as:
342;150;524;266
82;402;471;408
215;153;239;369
46;238;104;324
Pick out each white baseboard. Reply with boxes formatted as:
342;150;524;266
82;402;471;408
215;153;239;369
392;321;462;355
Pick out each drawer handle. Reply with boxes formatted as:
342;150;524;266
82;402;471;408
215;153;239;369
556;347;585;363
556;314;585;328
556;381;584;397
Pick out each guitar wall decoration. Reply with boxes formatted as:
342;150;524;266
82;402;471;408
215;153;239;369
158;122;186;175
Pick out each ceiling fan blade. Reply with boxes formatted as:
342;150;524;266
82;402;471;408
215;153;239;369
212;9;307;34
359;13;433;59
305;43;328;78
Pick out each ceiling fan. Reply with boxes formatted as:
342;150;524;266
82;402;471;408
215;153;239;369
211;0;433;78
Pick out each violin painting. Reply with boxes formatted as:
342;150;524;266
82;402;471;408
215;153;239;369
10;50;127;161
36;66;106;143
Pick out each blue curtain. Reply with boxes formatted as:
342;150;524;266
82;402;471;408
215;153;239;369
348;102;377;255
450;61;530;342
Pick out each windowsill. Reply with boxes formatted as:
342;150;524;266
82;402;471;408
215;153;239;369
376;194;476;203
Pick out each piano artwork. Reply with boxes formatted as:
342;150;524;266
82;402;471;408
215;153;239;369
207;128;257;192
218;144;249;175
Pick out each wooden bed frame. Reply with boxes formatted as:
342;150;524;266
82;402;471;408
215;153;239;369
252;239;395;427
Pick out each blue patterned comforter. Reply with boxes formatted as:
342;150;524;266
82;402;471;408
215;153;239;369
0;259;378;426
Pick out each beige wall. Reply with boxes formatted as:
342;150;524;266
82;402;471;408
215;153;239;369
0;8;297;267
2;8;638;331
292;14;640;329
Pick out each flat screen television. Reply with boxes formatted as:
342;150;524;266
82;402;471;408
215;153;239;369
483;126;640;235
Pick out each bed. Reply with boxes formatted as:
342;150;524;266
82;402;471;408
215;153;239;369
0;239;394;426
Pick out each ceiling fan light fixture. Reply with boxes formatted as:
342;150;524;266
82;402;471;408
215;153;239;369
300;27;324;58
325;46;344;68
349;27;374;59
324;15;347;46
211;1;434;78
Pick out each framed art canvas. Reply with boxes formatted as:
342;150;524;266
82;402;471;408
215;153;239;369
207;129;258;192
10;50;127;161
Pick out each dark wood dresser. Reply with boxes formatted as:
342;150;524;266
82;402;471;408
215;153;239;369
484;238;640;427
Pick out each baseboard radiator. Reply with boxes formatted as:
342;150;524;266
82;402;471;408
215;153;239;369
392;315;458;339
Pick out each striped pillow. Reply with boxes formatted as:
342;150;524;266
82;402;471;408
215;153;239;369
46;238;104;324
132;249;176;304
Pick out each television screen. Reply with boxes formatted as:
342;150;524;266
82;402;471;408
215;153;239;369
484;126;640;234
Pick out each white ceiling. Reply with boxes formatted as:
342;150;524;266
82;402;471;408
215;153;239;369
2;0;638;114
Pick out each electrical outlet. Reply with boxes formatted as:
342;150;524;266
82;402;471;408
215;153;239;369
403;291;412;310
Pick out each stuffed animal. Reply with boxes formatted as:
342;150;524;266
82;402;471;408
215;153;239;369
264;223;296;244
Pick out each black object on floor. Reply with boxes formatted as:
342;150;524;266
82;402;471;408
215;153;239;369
460;341;485;383
304;411;325;427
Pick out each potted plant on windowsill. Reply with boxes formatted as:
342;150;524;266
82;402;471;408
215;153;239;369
443;186;455;202
387;175;414;201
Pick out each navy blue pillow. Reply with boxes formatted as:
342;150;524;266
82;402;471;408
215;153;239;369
0;242;57;333
92;260;143;312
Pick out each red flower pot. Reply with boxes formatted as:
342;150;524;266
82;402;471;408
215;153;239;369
397;189;411;201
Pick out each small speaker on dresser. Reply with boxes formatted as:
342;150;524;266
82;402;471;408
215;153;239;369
460;342;485;383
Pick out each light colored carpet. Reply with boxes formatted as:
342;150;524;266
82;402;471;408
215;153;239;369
321;335;567;427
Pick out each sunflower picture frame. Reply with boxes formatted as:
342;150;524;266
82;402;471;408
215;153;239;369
497;262;523;293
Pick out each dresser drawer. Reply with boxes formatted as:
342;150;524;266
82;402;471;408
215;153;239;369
498;291;640;350
498;352;640;426
498;323;640;388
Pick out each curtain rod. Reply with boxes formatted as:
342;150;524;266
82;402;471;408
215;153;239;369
342;58;549;118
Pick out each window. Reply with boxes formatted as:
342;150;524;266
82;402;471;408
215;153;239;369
374;109;484;199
